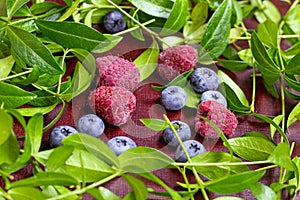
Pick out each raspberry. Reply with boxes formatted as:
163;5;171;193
157;45;198;82
88;86;136;126
96;56;140;91
195;100;238;139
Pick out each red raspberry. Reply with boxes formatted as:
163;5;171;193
195;100;238;139
96;56;140;91
88;86;136;126
157;45;198;82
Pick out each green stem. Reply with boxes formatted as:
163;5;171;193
250;66;256;113
163;115;209;200
0;187;13;200
230;35;300;40
113;19;156;36
57;49;70;94
43;100;66;131
78;5;133;12
0;69;33;82
255;165;277;172
179;167;195;200
172;160;270;167
47;172;121;200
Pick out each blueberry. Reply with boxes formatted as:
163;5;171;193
103;11;126;33
175;140;206;162
107;136;137;156
161;86;187;111
49;125;78;147
163;121;191;147
200;90;227;107
190;68;219;93
77;114;105;137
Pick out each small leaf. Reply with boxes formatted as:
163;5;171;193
36;20;108;51
218;59;248;72
191;2;208;25
119;146;173;173
10;172;78;188
26;113;43;155
46;146;74;171
287;102;300;128
0;55;15;79
87;187;121;200
199;0;232;62
0;82;37;108
228;136;276;161
11;65;40;86
0;129;20;165
286;52;300;75
206;170;265;194
0;109;13;145
250;182;277;200
160;0;189;36
191;152;249;180
128;0;172;19
6;0;29;18
134;39;159;81
7;25;62;75
15;103;57;116
8;187;48;200
139;118;169;131
213;197;244;200
122;174;148;200
183;84;200;109
257;19;278;48
92;34;122;53
268;142;295;171
270;114;284;139
284;74;300;92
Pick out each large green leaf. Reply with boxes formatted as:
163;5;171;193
0;124;20;165
0;55;14;79
206;170;265;194
6;25;62;75
6;0;29;18
0;109;13;145
122;174;148;200
286;52;300;75
228;136;276;161
0;82;37;108
160;0;189;36
250;182;277;200
8;187;48;200
257;19;278;48
199;0;232;62
128;0;172;19
268;142;295;171
36;20;108;51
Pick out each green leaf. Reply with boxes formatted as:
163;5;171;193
128;0;172;19
183;22;207;44
0;129;19;165
119;146;173;173
6;0;29;18
191;2;208;25
62;133;120;168
10;172;78;188
36;20;108;51
0;109;13;145
250;32;281;82
257;19;278;48
199;0;232;62
87;187;121;200
287;102;300;128
268;142;295;171
270;114;284;139
191;152;249;180
160;0;188;36
285;88;300;100
46;146;74;171
134;39;159;81
11;65;40;86
261;0;281;24
0;55;15;79
286;52;300;75
213;197;244;200
250;182;277;200
0;82;37;108
122;174;148;200
218;59;248;72
92;34;122;53
228;136;276;161
206;170;265;194
139;118;169;131
238;48;254;66
15;103;57;116
284;75;300;92
8;187;48;200
232;0;242;25
6;25;62;75
30;2;64;15
183;84;200;109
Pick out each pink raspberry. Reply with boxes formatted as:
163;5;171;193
157;45;198;82
195;100;238;139
88;86;136;126
96;56;140;91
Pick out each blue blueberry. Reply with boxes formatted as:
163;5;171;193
161;86;187;111
175;140;206;162
107;136;137;156
190;68;219;93
200;90;227;107
49;125;78;147
77;114;105;137
103;11;126;33
163;121;191;147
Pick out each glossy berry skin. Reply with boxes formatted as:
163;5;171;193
103;11;126;33
77;114;105;137
190;68;219;93
49;125;78;147
161;86;187;111
107;136;137;156
175;140;206;162
163;121;191;147
200;90;227;107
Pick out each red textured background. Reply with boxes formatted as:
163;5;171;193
4;0;300;199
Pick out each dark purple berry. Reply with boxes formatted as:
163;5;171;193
163;121;191;147
49;125;78;147
103;11;126;33
200;90;227;107
190;68;219;93
175;140;206;162
107;136;136;156
161;86;187;111
77;114;105;137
